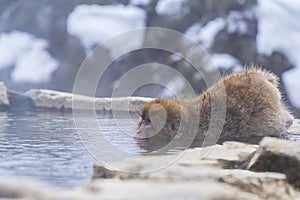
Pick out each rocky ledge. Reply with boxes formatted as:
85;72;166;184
0;137;299;200
0;82;152;112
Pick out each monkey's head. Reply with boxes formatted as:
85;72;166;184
135;99;183;150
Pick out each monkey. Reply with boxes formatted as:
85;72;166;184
135;69;294;151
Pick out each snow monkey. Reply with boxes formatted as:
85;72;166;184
135;69;293;150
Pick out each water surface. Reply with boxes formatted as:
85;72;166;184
0;111;299;188
0;111;144;188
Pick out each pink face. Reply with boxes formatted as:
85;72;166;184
134;109;172;151
135;118;151;139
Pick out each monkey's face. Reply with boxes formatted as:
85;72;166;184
134;99;182;150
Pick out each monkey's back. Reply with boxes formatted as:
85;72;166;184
196;69;293;143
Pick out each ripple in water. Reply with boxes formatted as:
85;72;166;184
0;111;147;188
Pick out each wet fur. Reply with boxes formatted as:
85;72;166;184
137;69;294;148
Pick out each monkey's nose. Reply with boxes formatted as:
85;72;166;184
134;128;146;139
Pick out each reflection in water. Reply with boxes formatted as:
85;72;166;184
0;111;145;188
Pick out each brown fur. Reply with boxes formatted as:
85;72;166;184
136;69;294;149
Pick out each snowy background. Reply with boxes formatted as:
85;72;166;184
0;0;299;116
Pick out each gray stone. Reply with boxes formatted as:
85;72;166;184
26;89;152;112
6;90;34;111
0;82;9;106
0;177;94;200
2;161;295;200
26;89;95;110
0;177;269;200
95;96;153;112
91;142;299;199
1;140;299;200
247;137;300;188
220;170;300;200
85;179;259;200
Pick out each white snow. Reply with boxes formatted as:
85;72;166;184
67;4;146;57
211;54;243;72
156;0;187;16
0;31;58;83
169;53;183;62
226;11;248;34
130;0;151;6
185;18;225;49
185;10;253;48
257;0;300;107
160;75;186;97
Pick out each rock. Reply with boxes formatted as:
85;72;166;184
0;82;9;107
90;141;299;199
247;137;300;188
95;97;153;113
26;89;152;112
1;140;299;200
91;143;264;179
6;90;34;111
222;141;258;160
0;171;298;200
1;176;294;200
220;170;300;200
26;89;95;110
0;177;258;200
92;144;249;179
85;179;259;200
0;177;95;200
178;145;240;166
92;166;118;179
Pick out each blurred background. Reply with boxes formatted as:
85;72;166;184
0;0;299;116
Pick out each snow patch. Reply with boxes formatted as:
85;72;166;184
227;11;248;34
283;67;300;107
160;76;186;97
211;54;243;72
169;53;183;62
130;0;151;6
185;18;225;48
67;4;146;57
257;0;300;107
156;0;187;16
0;31;58;83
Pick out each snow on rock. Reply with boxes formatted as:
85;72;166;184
257;0;300;107
0;31;59;83
185;18;225;49
211;54;243;72
67;4;146;57
155;0;188;16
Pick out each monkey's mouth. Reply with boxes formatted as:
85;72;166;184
134;119;152;139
